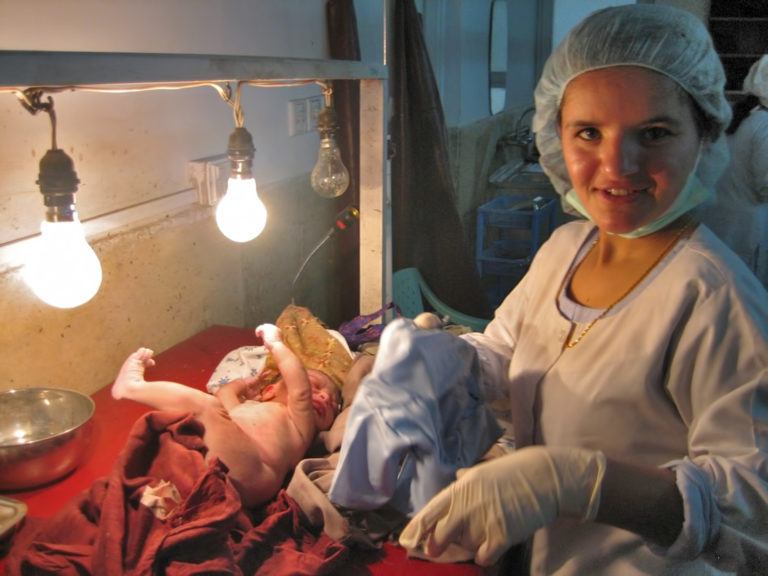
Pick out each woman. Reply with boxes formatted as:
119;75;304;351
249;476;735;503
701;55;768;286
399;5;768;574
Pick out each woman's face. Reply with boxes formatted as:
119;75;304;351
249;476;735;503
559;66;701;234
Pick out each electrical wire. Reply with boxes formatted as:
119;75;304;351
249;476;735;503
3;78;326;123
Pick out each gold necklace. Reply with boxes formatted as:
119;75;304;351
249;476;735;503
563;219;695;349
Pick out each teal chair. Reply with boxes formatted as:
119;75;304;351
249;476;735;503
392;267;490;332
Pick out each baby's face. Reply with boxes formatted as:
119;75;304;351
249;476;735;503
307;370;341;431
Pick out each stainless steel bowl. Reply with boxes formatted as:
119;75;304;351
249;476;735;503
0;387;95;491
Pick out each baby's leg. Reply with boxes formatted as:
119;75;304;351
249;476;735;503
112;347;216;414
112;347;155;399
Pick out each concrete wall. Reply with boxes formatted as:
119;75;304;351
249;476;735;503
0;1;380;395
0;172;339;395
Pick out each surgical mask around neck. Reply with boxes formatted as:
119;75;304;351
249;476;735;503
562;149;711;238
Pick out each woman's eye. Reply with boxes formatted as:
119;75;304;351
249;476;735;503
576;127;600;141
642;126;673;142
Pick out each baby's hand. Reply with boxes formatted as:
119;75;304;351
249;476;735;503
247;370;279;399
255;324;282;346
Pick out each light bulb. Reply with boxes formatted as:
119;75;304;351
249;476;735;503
25;145;102;308
216;125;267;242
311;135;350;198
25;219;102;309
216;176;267;242
311;105;349;198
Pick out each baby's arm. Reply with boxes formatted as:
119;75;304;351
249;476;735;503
255;324;316;444
214;375;260;411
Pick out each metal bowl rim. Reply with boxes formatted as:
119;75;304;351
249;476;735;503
0;387;95;448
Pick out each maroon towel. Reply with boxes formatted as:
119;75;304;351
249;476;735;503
6;411;347;576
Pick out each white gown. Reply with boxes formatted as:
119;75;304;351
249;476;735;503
701;107;768;286
464;220;768;575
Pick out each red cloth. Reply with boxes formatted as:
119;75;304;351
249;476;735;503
6;411;347;576
2;326;485;575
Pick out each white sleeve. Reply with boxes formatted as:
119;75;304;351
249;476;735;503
458;332;511;402
649;458;721;561
747;112;768;202
658;275;768;568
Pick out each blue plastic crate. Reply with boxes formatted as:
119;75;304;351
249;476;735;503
481;195;549;227
476;194;557;274
480;264;527;309
478;240;531;275
476;194;558;309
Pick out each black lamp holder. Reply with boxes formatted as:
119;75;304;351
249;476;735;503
19;90;81;222
227;125;256;180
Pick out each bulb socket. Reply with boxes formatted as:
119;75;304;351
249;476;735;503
227;126;255;179
37;148;80;222
316;106;339;138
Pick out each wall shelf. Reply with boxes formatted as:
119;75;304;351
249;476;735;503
0;50;386;87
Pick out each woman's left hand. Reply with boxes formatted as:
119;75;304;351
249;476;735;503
398;446;606;566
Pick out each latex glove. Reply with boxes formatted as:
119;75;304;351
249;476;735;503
399;445;606;567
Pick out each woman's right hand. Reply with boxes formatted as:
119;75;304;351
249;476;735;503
399;446;606;566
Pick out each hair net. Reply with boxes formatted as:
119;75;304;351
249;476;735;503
533;4;732;199
744;55;768;108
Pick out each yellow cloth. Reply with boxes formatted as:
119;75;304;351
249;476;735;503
265;304;353;389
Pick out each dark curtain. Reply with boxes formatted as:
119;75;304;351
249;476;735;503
391;0;491;317
326;0;361;322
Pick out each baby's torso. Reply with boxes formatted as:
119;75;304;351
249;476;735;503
229;401;308;470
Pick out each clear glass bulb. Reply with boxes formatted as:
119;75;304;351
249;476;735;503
311;136;350;198
216;176;267;242
24;218;103;309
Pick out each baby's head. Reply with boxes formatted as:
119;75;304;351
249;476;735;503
306;369;342;431
260;368;341;431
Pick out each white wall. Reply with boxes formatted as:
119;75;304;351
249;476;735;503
419;0;493;126
552;0;635;48
421;0;654;127
0;0;385;395
0;0;384;244
552;1;710;49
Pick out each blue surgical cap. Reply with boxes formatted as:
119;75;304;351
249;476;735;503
533;4;732;199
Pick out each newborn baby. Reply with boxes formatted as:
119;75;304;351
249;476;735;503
112;323;342;506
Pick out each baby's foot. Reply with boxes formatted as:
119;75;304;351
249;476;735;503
112;347;155;399
255;324;282;346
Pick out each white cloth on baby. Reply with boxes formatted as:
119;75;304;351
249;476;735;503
328;318;503;516
206;329;353;394
206;346;270;394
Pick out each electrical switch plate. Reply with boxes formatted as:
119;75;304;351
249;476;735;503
188;154;228;206
308;95;323;132
288;98;308;136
